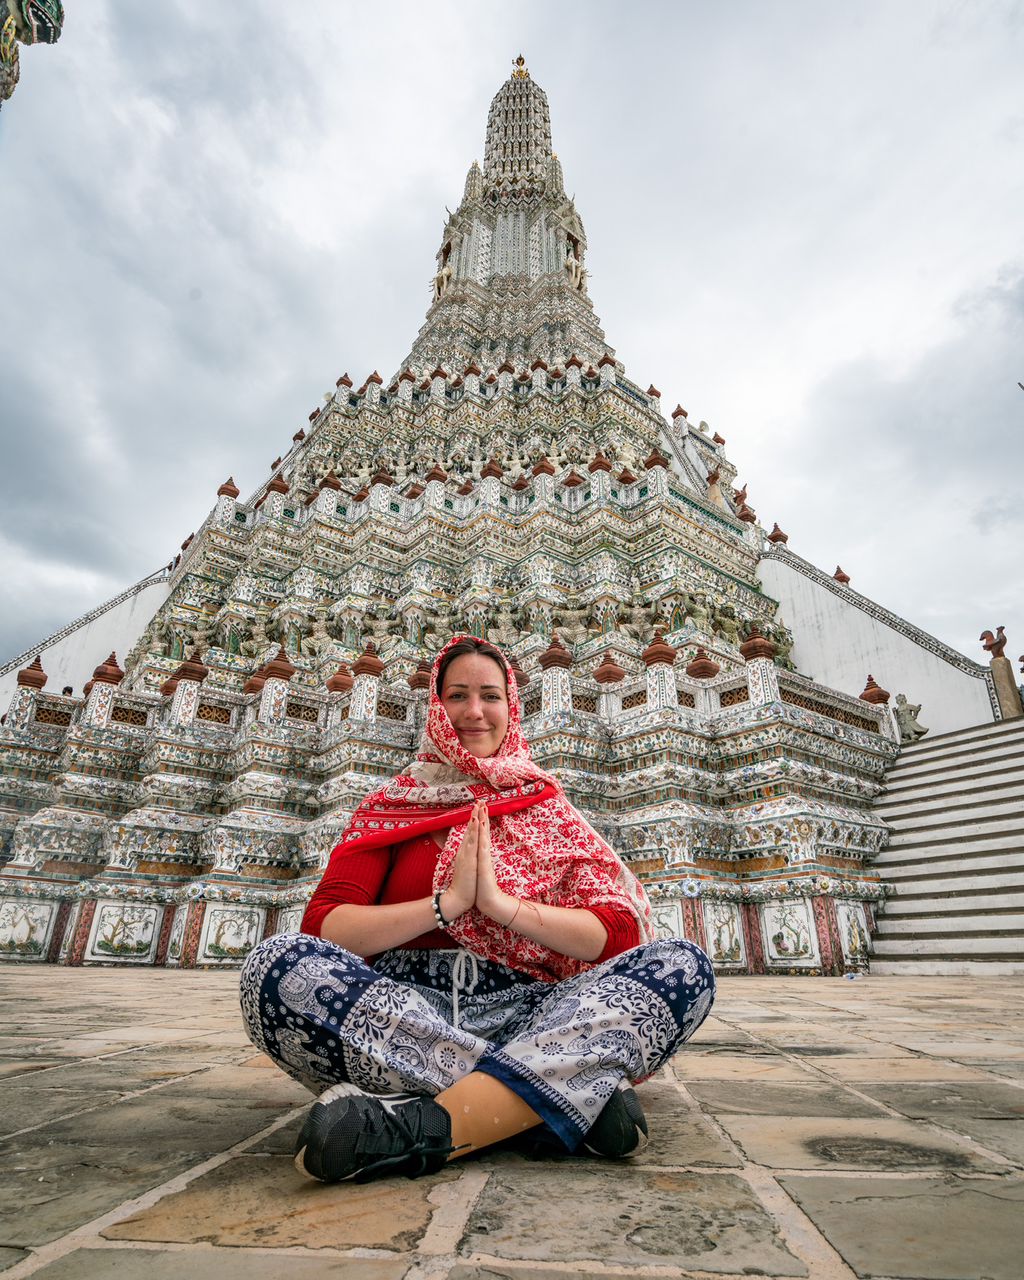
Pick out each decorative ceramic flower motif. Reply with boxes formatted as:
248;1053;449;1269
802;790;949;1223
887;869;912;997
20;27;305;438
681;879;702;898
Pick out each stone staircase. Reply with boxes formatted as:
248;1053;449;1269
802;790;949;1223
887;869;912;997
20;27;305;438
869;716;1024;974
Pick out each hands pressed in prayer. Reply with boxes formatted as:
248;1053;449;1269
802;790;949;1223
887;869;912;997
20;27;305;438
442;801;516;925
440;800;607;959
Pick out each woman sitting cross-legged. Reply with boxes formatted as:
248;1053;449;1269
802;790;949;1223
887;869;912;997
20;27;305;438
239;634;715;1184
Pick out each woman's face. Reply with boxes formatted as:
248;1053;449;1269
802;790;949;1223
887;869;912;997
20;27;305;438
440;652;510;758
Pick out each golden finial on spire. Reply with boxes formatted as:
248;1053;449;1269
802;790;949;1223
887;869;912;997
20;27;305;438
512;53;529;79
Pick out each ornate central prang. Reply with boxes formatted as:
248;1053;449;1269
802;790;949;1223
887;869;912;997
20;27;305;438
407;57;606;374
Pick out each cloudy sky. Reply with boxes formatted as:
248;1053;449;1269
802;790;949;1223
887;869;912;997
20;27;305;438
1;0;1021;680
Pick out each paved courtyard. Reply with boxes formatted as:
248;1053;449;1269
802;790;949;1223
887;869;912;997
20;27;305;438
1;966;1022;1280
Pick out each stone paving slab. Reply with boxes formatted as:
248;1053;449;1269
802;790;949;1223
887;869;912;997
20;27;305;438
685;1080;887;1117
27;1250;410;1279
460;1163;807;1274
103;1154;462;1251
2;966;1023;1280
717;1114;1002;1171
779;1174;1024;1280
1;1141;202;1247
852;1079;1024;1119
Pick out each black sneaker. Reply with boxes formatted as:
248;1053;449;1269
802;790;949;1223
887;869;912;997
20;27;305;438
294;1083;455;1184
583;1080;649;1158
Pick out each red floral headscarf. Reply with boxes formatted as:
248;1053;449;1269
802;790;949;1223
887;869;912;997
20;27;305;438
336;635;652;981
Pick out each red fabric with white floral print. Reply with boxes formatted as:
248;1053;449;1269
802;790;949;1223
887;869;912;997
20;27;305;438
315;634;652;982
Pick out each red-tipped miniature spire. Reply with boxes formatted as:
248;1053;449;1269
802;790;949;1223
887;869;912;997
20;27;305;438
642;631;677;667
407;659;432;690
92;652;125;686
326;662;354;693
593;652;626;684
16;656;47;689
859;675;890;704
217;476;240;499
263;648;297;682
352;642;385;678
509;654;531;689
538;634;572;670
739;627;777;662
685;648;720;680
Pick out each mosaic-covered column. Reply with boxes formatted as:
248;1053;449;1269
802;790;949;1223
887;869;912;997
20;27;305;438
351;642;384;720
643;632;678;710
314;470;343;518
4;656;48;729
643;446;671;498
539;634;572;714
531;455;556;504
161;650;210;726
213;476;240;525
407;659;431;732
740;628;780;705
263;475;289;519
685;646;721;717
258;648;298;722
325;662;354;728
479;456;503;506
593;651;625;719
507;655;530;715
81;653;125;727
587;450;613;500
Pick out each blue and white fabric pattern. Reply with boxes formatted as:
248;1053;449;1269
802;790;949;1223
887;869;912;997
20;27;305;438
239;933;715;1149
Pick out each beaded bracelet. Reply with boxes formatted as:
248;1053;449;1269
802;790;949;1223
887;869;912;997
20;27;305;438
432;891;450;931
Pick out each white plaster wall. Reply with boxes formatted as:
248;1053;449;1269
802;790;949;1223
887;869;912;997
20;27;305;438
758;551;995;735
0;574;169;712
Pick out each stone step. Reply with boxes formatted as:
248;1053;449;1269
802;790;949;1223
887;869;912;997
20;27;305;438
866;717;1024;973
871;933;1024;957
877;862;1024;888
870;855;1024;885
874;911;1024;935
894;717;1024;761
883;824;1024;856
885;747;1024;783
889;738;1024;778
876;797;1024;834
886;885;1024;909
870;957;1024;975
877;766;1024;808
880;839;1024;870
874;782;1024;821
881;754;1024;795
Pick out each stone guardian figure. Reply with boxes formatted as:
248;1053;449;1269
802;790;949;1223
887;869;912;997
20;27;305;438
893;694;929;744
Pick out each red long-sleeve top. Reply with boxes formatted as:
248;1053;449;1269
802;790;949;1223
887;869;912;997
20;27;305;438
301;832;640;964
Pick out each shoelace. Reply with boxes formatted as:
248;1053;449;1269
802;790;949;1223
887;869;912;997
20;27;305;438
352;1102;456;1183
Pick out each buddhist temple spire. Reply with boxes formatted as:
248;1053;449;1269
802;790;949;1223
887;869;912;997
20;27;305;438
402;57;610;373
483;55;553;195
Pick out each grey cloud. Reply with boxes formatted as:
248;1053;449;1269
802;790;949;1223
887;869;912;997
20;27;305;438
2;0;1023;672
